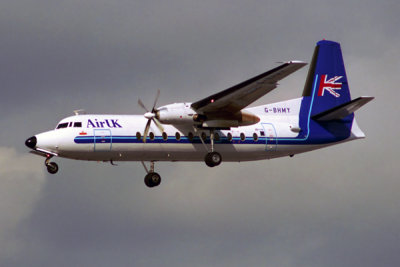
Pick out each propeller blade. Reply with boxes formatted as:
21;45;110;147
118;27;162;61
152;89;160;113
142;119;151;143
152;117;164;133
140;90;162;143
138;99;149;113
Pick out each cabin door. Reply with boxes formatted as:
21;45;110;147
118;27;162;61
261;123;277;151
93;129;112;151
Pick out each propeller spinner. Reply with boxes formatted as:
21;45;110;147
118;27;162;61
138;90;164;143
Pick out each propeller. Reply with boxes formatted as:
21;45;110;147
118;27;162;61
138;90;164;143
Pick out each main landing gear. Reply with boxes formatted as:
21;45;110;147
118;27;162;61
205;151;222;167
141;161;161;188
202;129;222;168
45;155;59;174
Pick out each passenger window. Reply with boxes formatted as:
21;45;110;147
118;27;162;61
201;132;207;141
73;122;82;128
214;132;220;141
253;133;258;141
188;132;194;141
56;123;68;129
136;132;141;140
227;132;233;142
175;132;181;141
162;132;168;141
240;133;246;141
149;132;155;140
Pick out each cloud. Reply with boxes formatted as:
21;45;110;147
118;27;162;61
1;0;399;266
0;147;46;261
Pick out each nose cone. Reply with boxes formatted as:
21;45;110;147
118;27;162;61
25;136;37;149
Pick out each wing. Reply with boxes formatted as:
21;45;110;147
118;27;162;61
191;61;307;114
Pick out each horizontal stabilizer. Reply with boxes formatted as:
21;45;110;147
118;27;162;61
312;96;374;121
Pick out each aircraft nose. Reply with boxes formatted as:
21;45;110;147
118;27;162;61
25;136;37;149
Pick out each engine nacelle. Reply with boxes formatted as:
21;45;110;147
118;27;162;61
157;103;260;127
157;103;198;124
201;110;260;128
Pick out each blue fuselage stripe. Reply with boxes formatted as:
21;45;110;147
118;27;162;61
75;136;271;145
74;134;343;146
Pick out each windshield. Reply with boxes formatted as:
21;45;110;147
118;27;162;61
56;120;83;129
56;122;69;129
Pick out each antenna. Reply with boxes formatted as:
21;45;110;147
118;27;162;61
73;109;86;115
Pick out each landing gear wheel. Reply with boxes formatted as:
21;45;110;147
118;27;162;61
144;172;161;188
205;152;222;167
46;162;59;174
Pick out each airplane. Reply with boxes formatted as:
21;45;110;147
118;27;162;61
25;40;374;188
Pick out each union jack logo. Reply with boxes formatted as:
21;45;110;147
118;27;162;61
317;75;343;98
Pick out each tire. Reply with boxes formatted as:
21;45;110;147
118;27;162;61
144;172;162;187
47;162;59;174
205;152;222;167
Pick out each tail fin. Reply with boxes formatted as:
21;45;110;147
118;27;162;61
302;40;351;114
298;40;373;143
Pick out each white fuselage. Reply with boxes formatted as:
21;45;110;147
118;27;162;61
33;98;364;163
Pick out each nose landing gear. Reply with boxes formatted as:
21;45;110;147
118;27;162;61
45;155;59;174
46;162;59;174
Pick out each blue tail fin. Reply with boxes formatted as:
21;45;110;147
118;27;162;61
298;40;354;143
302;40;351;113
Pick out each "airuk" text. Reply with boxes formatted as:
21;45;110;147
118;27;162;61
87;119;122;128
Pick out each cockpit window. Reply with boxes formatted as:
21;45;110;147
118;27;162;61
73;122;82;128
56;123;69;129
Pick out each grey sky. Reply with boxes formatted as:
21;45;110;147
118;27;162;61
1;0;399;266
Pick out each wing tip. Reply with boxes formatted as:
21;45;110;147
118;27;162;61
287;60;308;66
